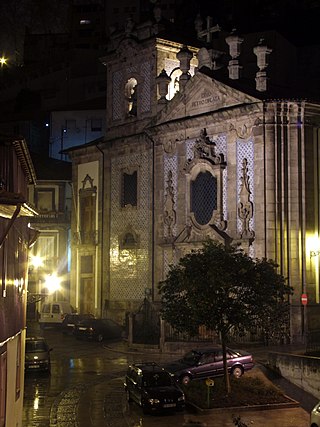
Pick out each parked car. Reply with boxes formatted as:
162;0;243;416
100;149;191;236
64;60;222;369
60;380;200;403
25;336;52;373
61;313;95;335
311;401;320;427
39;301;76;329
74;318;123;341
164;346;255;385
124;362;185;414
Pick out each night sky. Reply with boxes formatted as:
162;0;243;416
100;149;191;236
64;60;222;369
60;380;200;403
0;0;319;66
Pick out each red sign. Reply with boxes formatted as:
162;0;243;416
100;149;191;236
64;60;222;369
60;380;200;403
301;293;308;306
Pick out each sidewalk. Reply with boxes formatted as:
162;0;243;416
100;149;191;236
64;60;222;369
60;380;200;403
73;341;316;427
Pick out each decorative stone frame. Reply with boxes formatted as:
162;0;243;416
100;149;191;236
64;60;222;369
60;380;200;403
186;161;226;231
119;225;140;250
123;72;144;119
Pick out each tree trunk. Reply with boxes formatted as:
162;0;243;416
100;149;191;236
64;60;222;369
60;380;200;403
221;332;231;395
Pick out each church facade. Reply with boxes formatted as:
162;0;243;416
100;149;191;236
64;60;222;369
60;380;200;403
67;12;320;343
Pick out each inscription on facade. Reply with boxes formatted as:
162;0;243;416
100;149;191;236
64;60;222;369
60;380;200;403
190;90;221;109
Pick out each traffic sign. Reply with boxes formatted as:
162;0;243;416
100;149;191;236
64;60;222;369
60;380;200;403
301;293;308;306
206;378;214;387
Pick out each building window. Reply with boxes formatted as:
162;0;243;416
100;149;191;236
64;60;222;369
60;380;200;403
79;175;97;245
121;171;137;207
191;171;217;225
1;241;7;297
0;351;7;427
91;119;102;132
16;336;21;400
125;78;138;117
80;255;93;274
35;188;55;212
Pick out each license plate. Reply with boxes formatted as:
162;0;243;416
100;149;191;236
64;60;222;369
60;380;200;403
29;365;39;369
163;403;176;408
67;323;74;327
78;327;87;330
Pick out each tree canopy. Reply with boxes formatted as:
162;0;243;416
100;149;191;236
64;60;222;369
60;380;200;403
158;239;293;344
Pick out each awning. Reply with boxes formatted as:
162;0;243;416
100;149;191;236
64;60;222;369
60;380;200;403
0;189;38;219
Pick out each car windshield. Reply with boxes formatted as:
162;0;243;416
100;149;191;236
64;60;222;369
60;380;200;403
26;341;47;352
143;372;172;387
181;351;201;365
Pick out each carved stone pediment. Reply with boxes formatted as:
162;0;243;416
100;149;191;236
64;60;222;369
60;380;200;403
156;71;260;124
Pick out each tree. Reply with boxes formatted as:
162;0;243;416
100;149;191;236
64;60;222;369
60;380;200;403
158;239;293;394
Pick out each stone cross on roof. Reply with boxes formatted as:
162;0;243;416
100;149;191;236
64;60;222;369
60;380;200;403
197;16;221;43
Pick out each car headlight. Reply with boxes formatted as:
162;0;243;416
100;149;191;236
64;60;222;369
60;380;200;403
148;398;160;405
178;394;185;401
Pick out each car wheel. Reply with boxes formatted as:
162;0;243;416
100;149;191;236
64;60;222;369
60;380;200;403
97;334;103;342
126;389;132;402
142;402;149;415
232;366;243;378
181;374;191;385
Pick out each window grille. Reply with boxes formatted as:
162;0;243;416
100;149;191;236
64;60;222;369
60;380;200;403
191;171;217;225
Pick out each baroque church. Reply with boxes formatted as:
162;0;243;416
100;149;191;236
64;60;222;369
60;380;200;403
66;3;320;343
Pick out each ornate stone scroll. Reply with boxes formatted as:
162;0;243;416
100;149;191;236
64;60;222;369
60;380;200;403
164;170;176;240
237;159;254;239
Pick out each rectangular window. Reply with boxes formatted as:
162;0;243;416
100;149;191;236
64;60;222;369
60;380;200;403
16;336;21;400
0;351;7;427
81;256;93;274
91;119;102;132
1;242;7;298
35;188;55;212
121;171;137;207
80;192;96;244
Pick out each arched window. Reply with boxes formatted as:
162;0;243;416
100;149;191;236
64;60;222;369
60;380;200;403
191;171;217;225
125;77;138;116
167;68;182;100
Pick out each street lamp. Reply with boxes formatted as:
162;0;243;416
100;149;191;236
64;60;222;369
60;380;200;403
0;56;7;67
44;273;61;295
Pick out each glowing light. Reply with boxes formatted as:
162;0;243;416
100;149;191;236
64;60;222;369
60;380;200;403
0;56;7;67
30;255;44;269
44;273;61;293
306;233;320;257
33;396;39;410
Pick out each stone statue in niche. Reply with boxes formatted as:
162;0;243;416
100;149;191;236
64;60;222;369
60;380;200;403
164;170;176;240
238;158;255;239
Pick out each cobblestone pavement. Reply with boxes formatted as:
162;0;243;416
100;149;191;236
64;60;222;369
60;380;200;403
49;342;314;427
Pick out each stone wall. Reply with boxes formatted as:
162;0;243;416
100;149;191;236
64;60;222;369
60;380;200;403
268;352;320;399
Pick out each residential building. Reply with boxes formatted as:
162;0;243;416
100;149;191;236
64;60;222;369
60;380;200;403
27;155;72;319
0;135;37;427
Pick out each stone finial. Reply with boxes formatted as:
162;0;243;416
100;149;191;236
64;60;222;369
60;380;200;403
156;69;171;103
153;3;162;23
225;29;243;80
177;45;193;90
125;16;135;36
253;38;272;92
194;13;203;34
197;47;212;70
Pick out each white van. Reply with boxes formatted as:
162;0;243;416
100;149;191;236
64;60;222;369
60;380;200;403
39;302;75;328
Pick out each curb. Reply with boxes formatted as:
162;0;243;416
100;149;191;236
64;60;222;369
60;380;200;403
186;394;300;414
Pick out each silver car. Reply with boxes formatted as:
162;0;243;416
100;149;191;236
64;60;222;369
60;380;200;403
311;401;320;427
25;336;52;373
